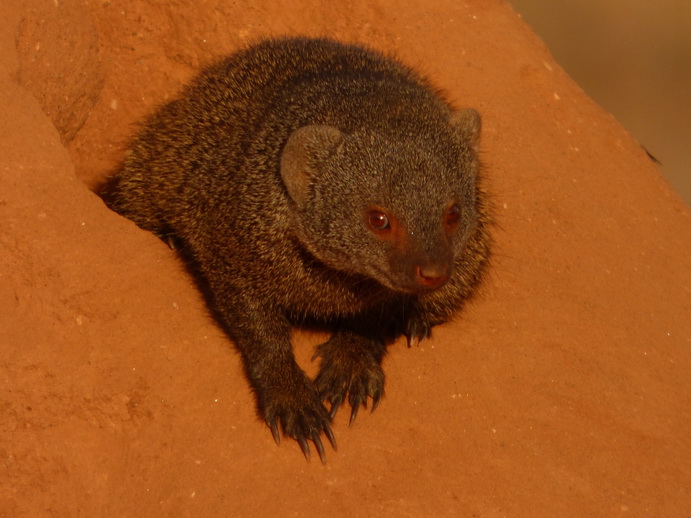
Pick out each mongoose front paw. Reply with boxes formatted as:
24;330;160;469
313;334;385;425
404;312;432;347
261;379;336;463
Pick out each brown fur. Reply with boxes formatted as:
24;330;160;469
104;37;491;462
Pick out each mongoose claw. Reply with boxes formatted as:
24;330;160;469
299;423;335;464
371;390;382;412
270;420;281;445
278;415;335;463
324;423;337;451
313;333;385;425
327;393;343;420
349;387;381;425
312;431;326;464
349;402;360;427
298;425;335;464
297;435;311;461
405;316;431;348
262;376;337;462
293;414;335;463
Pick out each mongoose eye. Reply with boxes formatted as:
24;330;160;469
368;210;391;231
445;204;461;230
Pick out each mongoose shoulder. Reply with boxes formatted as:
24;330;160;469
105;36;491;462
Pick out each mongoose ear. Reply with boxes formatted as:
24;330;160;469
281;125;344;207
450;108;481;151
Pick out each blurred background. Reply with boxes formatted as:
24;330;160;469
509;0;691;205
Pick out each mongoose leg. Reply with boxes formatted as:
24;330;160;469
219;297;336;462
313;328;387;425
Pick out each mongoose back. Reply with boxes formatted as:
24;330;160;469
106;37;491;462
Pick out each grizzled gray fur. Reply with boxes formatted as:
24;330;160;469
105;37;491;462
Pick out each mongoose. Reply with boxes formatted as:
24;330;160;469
105;37;491;462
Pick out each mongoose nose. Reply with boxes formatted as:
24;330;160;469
414;266;449;288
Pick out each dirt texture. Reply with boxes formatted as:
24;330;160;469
1;1;690;516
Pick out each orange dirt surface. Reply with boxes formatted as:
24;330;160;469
1;1;689;516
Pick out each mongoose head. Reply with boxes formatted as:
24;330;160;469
281;108;482;295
